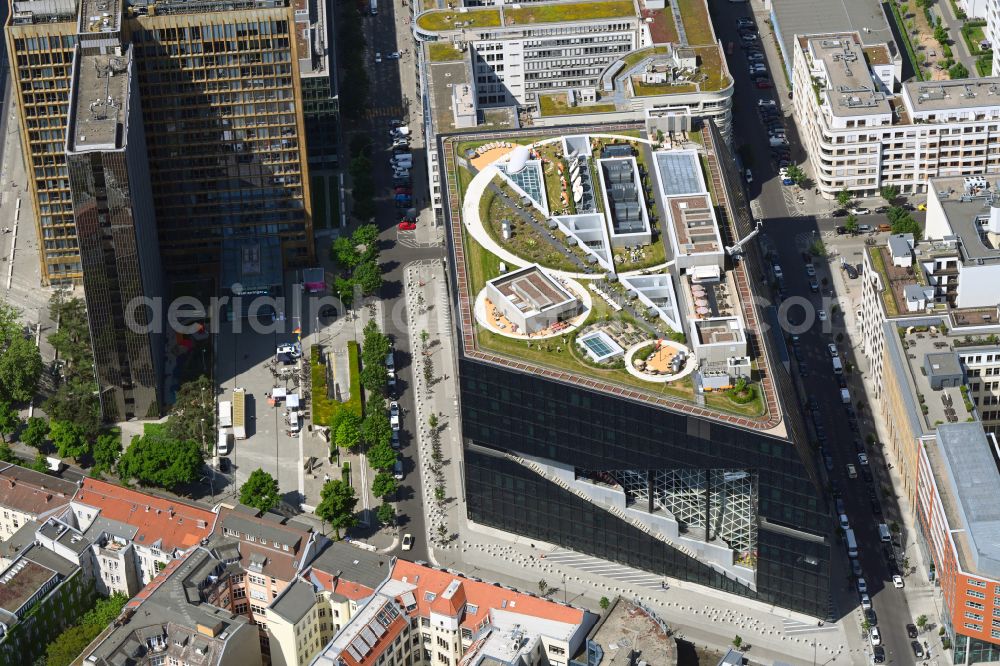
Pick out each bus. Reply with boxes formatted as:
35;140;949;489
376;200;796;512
845;528;858;558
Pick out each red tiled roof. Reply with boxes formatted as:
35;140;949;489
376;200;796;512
338;601;408;666
391;560;584;628
74;478;216;552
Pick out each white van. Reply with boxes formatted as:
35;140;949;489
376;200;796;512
841;388;851;404
219;400;233;428
832;357;843;375
878;523;891;543
217;429;233;456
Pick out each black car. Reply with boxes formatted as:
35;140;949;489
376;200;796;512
836;225;848;235
911;641;925;658
837;375;848;389
874;206;889;214
799;363;809;377
907;623;919;639
844;264;859;279
871;498;882;515
865;608;877;625
832;209;848;217
854;439;866;453
873;646;886;663
219;457;231;473
861;466;874;483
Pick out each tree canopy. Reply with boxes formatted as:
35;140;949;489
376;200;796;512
361;409;392;449
365;440;397;471
93;431;122;473
49;420;89;459
22;416;49;450
887;206;923;239
335;412;363;449
371;471;398;498
0;401;21;444
315;479;358;538
239;468;282;513
118;431;203;490
0;335;42;403
166;375;215;446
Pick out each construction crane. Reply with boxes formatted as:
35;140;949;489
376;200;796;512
726;220;762;257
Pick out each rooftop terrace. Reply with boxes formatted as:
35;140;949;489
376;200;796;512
67;49;132;153
895;326;973;431
0;558;55;615
806;34;891;118
443;126;781;430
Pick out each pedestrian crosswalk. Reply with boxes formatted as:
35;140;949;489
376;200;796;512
541;550;668;590
782;617;839;637
365;105;405;119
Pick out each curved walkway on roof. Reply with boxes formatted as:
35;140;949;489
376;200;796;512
462;133;664;282
473;276;593;340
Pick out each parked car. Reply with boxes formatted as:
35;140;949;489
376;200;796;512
398;220;416;230
744;168;753;184
756;79;773;89
846;463;858;479
873;645;886;663
851;207;871;215
758;98;776;107
870;626;882;647
911;641;924;658
402;533;414;550
860;593;872;610
893;575;905;588
856;577;867;594
858;452;869;466
907;623;918;639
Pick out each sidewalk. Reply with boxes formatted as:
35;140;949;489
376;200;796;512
401;259;856;665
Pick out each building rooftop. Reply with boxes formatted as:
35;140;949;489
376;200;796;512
903;79;1000;113
85;548;254;665
0;463;77;518
73;478;216;554
587;597;677;665
488;265;577;315
0;557;57;615
887;325;973;432
269;577;317;624
67;48;133;152
78;0;121;34
926;177;1000;265
416;0;636;34
295;0;333;79
666;194;721;255
927;422;1000;578
806;34;891;117
213;506;312;582
443;126;784;431
306;540;392;601
772;0;894;71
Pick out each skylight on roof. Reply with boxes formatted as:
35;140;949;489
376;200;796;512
424;591;437;602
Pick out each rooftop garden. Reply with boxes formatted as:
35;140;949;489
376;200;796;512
866;246;899;317
538;93;617;116
620;45;671;71
505;0;635;25
676;0;715;45
416;7;501;31
632;79;697;96
427;42;467;63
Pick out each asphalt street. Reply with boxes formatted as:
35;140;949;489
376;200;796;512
346;0;445;562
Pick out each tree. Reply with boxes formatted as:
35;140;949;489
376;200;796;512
30;453;49;473
916;614;928;630
0;441;14;463
0;401;21;444
786;164;806;186
22;416;49;450
888;207;923;239
428;413;438;430
47;294;93;380
49;420;89;459
46;624;99;666
362;321;391;366
360;362;388;394
331;236;364;271
315;479;358;538
334;276;356;308
371;471;398;498
362;409;392;448
353;260;383;296
0;335;42;403
93;431;122;473
933;24;948;45
880;185;900;205
239;468;282;512
949;62;969;79
0;302;22;349
732;635;743;650
845;214;860;234
83;592;128;626
365;440;397;471
335;412;363;449
118;431;203;490
599;596;611;611
836;188;853;209
538;579;548;595
351;223;380;253
166;375;214;446
44;378;101;437
377;502;395;526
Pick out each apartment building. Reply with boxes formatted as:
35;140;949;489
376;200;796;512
6;0;314;285
990;0;999;80
0;541;96;665
0;463;77;541
267;541;391;666
913;421;1000;663
792;32;1000;199
80;549;264;666
310;559;596;666
295;0;338;171
68;477;217;587
416;0;732;221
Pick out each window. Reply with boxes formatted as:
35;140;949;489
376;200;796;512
966;612;984;621
970;579;987;588
465;604;478;615
968;601;985;610
424;592;437;602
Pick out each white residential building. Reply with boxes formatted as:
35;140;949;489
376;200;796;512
792;32;1000;199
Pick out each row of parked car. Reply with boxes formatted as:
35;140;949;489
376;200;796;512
390;123;419;230
737;18;773;90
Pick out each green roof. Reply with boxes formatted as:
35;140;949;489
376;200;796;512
417;0;635;32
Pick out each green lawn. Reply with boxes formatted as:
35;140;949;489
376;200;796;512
505;0;634;25
143;423;167;437
311;341;363;428
428;42;467;62
695;45;730;92
631;79;697;96
417;8;501;31
538;93;616;116
620;46;670;71
677;0;715;45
